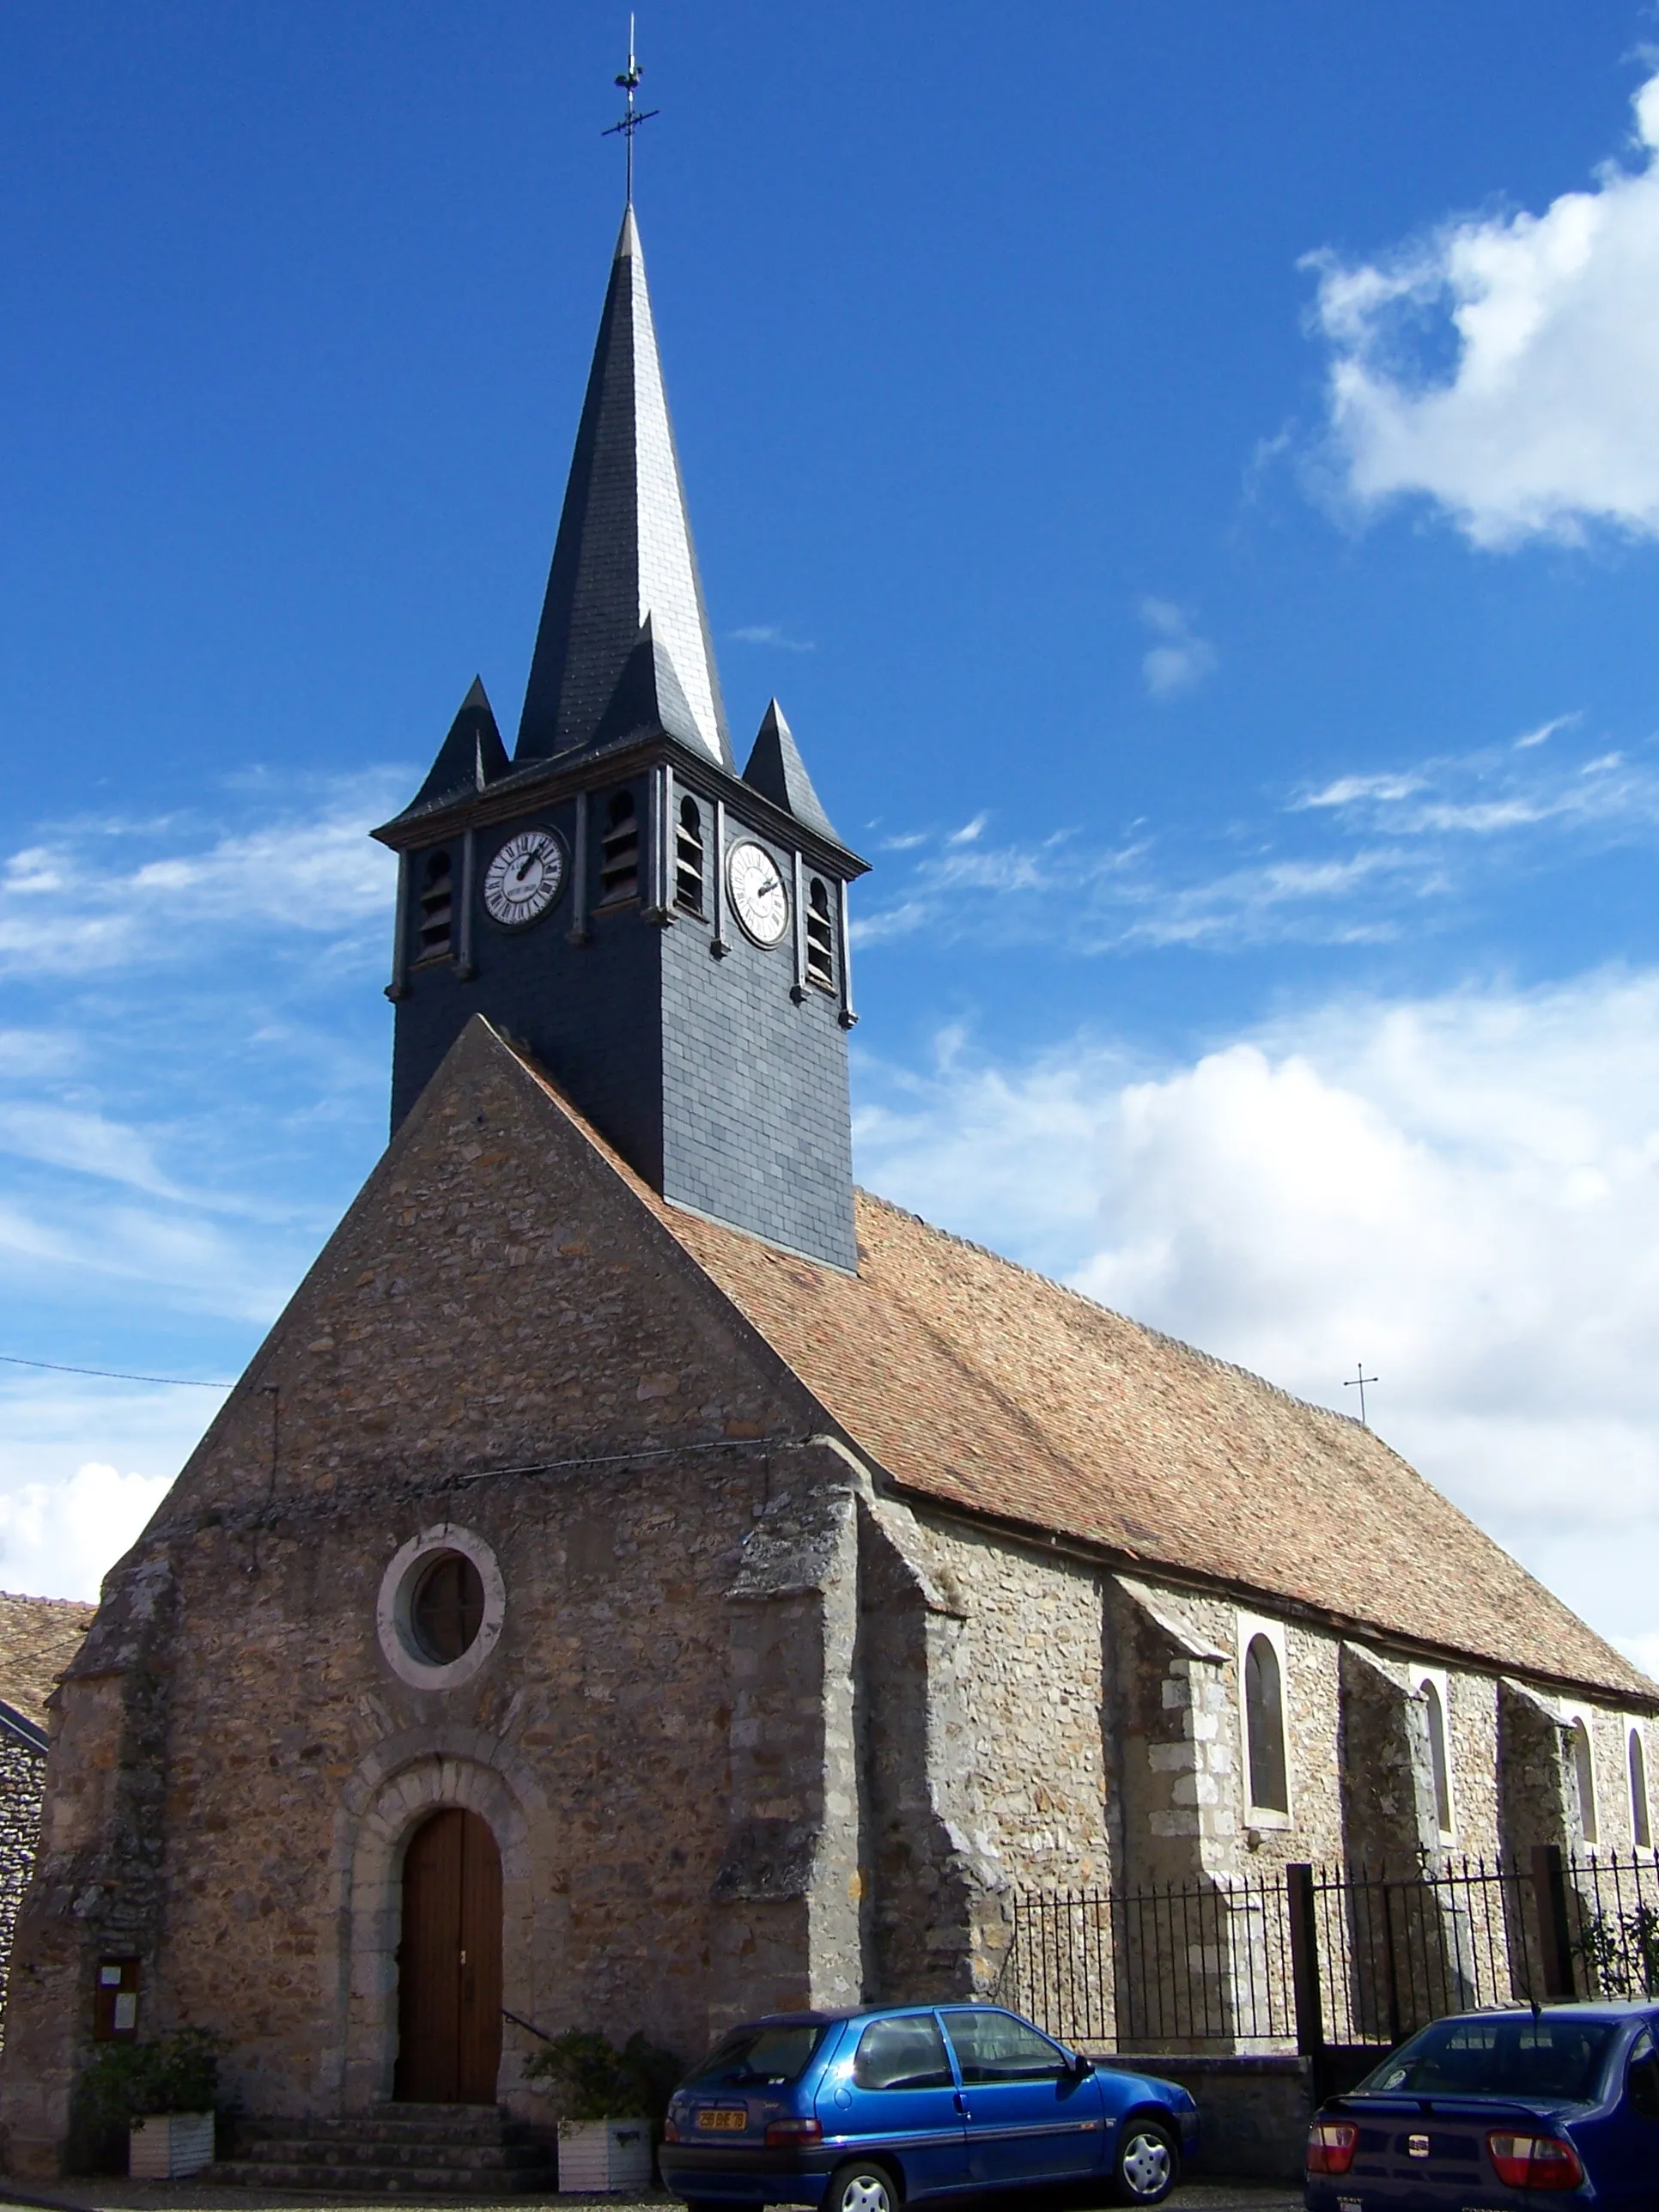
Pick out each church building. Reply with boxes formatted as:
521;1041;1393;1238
1;202;1653;2178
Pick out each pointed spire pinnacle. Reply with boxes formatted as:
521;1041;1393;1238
742;698;842;844
399;678;508;817
516;210;732;771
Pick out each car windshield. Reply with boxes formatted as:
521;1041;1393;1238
1358;2015;1620;2103
684;2023;827;2089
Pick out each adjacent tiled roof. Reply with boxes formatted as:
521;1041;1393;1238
505;1034;1652;1705
0;1589;94;1727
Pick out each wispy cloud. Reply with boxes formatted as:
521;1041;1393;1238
1138;597;1217;700
857;723;1659;957
1516;712;1579;751
0;770;402;981
728;623;817;653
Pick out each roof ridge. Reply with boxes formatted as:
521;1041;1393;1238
853;1183;1383;1443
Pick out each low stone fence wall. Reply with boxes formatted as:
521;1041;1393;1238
1089;2051;1313;2184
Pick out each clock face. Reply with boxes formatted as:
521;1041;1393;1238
483;826;567;928
727;840;790;946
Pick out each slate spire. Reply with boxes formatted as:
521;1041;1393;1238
516;207;732;770
742;699;842;844
403;677;509;817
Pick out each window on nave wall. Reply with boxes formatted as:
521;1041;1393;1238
1570;1717;1598;1845
1244;1632;1289;1817
1630;1727;1650;1849
1416;1673;1454;1839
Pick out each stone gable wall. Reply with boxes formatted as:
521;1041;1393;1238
0;1029;849;2170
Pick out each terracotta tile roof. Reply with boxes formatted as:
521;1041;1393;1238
506;1033;1652;1705
0;1589;94;1727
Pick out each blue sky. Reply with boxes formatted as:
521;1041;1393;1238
6;3;1659;1669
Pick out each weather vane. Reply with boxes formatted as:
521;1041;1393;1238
1344;1361;1379;1429
602;15;659;206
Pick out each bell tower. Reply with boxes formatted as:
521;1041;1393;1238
373;209;866;1273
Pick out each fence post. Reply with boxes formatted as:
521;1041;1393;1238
1286;1863;1323;2059
1531;1844;1576;1999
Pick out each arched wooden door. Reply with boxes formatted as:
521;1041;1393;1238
394;1808;502;2103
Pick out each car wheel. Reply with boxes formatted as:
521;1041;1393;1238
823;2158;901;2212
1114;2114;1178;2204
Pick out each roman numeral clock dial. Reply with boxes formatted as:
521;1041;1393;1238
726;840;789;946
483;828;567;927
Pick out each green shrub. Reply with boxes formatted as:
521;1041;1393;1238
522;2028;683;2124
76;2028;222;2130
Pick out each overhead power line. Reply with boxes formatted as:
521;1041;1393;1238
0;1353;233;1389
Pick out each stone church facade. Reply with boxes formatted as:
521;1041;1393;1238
2;205;1653;2174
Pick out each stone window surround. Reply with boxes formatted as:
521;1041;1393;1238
1411;1665;1456;1842
1627;1718;1653;1848
1236;1610;1292;1831
1559;1701;1601;1848
376;1523;506;1692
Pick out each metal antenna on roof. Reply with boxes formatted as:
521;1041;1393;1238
1344;1362;1379;1429
603;15;659;206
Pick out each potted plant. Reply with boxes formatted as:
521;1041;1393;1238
522;2028;682;2195
76;2027;222;2179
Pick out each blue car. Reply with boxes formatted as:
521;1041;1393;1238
1305;2001;1659;2209
659;2002;1199;2212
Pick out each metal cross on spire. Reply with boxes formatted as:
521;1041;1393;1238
1344;1362;1379;1429
602;15;659;205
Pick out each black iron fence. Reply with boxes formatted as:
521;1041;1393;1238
999;1847;1659;2086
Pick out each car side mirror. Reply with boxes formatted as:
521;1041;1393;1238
1069;2053;1096;2080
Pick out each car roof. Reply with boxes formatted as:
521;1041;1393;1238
1431;2002;1659;2024
724;2002;1001;2031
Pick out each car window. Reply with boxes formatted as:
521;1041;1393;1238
853;2015;954;2092
684;2023;826;2088
1358;2016;1617;2102
1628;2029;1659;2119
942;2009;1067;2083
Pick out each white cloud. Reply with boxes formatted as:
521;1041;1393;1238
1139;597;1217;698
0;772;401;979
0;1462;173;1602
1306;70;1659;544
854;969;1659;1662
728;623;816;652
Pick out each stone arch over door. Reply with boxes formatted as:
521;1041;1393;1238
325;1727;556;2113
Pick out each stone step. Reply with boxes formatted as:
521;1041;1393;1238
235;2136;551;2171
208;2159;559;2196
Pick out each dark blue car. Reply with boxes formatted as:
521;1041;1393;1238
659;2002;1199;2212
1304;2002;1659;2208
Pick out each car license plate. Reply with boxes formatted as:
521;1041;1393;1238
696;2108;747;2132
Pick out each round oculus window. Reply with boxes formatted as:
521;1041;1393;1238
409;1549;485;1665
375;1523;506;1691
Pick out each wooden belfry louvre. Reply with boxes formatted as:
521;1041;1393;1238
394;1809;502;2104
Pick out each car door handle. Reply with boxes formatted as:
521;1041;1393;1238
953;2094;966;2115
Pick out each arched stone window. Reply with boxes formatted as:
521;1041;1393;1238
675;797;705;915
805;877;835;988
1243;1632;1289;1816
1631;1728;1651;1849
1570;1716;1598;1844
1420;1676;1454;1838
599;789;639;902
417;849;453;959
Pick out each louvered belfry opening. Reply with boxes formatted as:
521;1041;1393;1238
417;851;453;960
805;877;834;988
394;1808;502;2104
599;789;640;902
675;796;705;914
